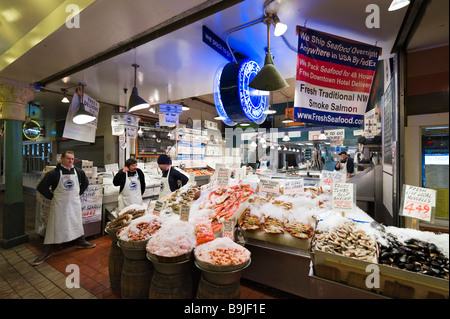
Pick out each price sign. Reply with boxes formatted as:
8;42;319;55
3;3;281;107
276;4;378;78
400;185;436;222
259;179;280;194
153;201;163;216
217;168;231;187
180;205;190;222
283;179;304;194
222;220;235;240
105;163;119;172
332;183;355;211
320;170;346;186
234;167;246;182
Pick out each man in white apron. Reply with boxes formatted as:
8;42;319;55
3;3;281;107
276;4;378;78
157;154;189;199
113;158;146;211
334;151;355;179
33;151;93;266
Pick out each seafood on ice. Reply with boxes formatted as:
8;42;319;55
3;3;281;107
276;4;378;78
311;215;378;263
106;204;146;231
193;182;255;233
117;214;162;242
194;237;250;266
146;220;196;257
157;184;200;215
240;188;330;238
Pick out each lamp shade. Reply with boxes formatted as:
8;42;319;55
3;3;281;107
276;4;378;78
73;102;96;124
128;87;149;112
249;53;289;91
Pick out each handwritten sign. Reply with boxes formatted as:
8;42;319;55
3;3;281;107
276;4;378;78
320;170;346;186
234;167;246;182
105;163;119;172
332;183;355;211
153;201;163;216
180;205;190;222
259;179;280;194
217;168;231;187
400;185;436;222
283;179;304;194
222;220;235;240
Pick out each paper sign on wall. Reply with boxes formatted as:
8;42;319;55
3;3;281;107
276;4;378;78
400;185;436;222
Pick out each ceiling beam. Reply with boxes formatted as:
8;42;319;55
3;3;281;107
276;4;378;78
37;0;244;87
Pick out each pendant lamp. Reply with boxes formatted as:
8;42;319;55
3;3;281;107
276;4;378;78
73;85;96;124
128;64;149;112
249;20;289;91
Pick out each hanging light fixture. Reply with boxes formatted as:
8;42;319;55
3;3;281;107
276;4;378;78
73;84;96;124
180;99;190;111
249;17;289;91
278;146;282;151
388;0;410;11
128;63;149;112
319;128;327;140
61;88;70;103
282;132;290;142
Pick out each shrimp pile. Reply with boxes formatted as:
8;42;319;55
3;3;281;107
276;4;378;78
194;237;250;266
117;214;162;242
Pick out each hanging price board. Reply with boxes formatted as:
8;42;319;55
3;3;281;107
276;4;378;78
320;170;346;186
332;183;355;211
400;185;436;222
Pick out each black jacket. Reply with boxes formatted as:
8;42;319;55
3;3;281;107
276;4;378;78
37;164;90;200
162;167;189;192
112;168;146;195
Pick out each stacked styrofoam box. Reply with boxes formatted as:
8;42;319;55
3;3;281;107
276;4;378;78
81;160;103;184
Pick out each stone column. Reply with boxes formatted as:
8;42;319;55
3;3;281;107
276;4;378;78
0;80;35;248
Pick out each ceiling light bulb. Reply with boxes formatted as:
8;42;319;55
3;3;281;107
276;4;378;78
214;116;226;120
61;96;70;103
283;146;288;151
282;133;290;142
278;146;282;151
259;137;266;144
270;145;275;150
263;108;276;114
240;123;250;127
272;15;288;37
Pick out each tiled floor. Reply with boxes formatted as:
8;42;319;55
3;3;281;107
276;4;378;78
0;188;300;299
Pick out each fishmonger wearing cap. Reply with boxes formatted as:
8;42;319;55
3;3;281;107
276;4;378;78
157;154;189;199
334;151;354;179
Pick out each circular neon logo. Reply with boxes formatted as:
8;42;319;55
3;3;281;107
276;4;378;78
214;59;268;126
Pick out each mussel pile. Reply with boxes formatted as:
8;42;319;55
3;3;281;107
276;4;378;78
378;234;449;280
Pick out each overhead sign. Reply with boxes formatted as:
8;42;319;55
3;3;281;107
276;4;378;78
309;129;345;140
22;120;41;140
202;25;233;62
294;27;381;127
157;103;182;114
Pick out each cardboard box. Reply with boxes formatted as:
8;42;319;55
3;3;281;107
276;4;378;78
310;249;449;299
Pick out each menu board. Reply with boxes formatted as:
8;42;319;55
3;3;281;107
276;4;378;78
136;118;174;157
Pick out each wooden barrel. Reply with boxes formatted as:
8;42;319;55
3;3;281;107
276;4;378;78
108;241;124;293
196;275;240;299
149;270;193;299
121;257;153;299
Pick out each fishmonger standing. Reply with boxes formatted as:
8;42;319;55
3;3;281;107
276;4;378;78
113;158;146;210
33;150;94;266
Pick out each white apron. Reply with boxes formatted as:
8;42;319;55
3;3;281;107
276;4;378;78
159;167;172;200
118;171;143;211
44;170;84;244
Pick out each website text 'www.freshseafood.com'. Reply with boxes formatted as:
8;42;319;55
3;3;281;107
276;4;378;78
296;111;364;125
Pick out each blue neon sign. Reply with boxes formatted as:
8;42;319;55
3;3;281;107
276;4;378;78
214;59;268;126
